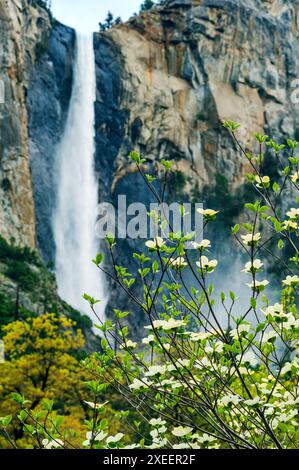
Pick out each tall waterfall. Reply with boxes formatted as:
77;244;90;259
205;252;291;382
53;32;106;322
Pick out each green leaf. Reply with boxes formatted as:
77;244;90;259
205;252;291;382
255;133;268;144
0;415;13;427
43;400;54;412
245;203;257;212
278;239;284;250
83;293;101;306
243;223;254;232
272;182;280;193
93;253;103;266
152;260;159;273
114;309;129;320
11;392;25;405
256;322;266;333
231;224;240;234
99;418;108;430
18;410;27;422
146;174;156;183
287;139;298;150
161;159;174;172
129;150;145;164
106;233;115;248
138;267;150;279
273;219;282;232
223;120;240;131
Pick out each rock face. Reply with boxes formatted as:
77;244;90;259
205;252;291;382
1;0;299;331
0;0;74;260
94;0;299;194
28;21;75;262
91;0;299;328
0;0;48;247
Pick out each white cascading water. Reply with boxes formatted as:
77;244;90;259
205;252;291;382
53;32;106;322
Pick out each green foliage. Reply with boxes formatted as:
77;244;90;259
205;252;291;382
0;236;93;337
1;177;12;192
35;37;50;60
223;120;240;131
0;292;18;332
66;306;93;331
0;236;40;266
29;0;54;24
140;0;155;11
5;260;39;292
167;170;187;198
29;0;51;9
99;11;122;32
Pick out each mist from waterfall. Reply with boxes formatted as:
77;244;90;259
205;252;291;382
53;32;106;323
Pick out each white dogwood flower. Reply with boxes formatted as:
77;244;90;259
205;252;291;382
242;259;263;273
246;279;269;292
195;433;217;443
263;303;284;317
172;426;193;437
282;315;299;330
282;275;299;286
149;418;166;427
190;332;211;342
146;438;168;449
83;431;107;447
42;438;64;449
244;396;261;406
145;237;165;249
169;257;187;269
241;233;261;246
145;318;186;331
282;220;298;230
291;171;299;183
220;394;242;406
142;334;155;345
263;330;278;343
145;365;167;377
106;433;124;445
237;351;258;367
230;323;251;339
191;239;211;249
129;378;152;390
120;339;137;349
196;256;218;273
176;358;190;368
83;400;109;409
173;443;190;449
286;208;299;219
255;175;270;188
197;208;219;218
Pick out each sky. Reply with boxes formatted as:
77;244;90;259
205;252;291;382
51;0;147;33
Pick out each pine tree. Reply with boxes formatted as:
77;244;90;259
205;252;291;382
99;11;122;32
140;0;155;12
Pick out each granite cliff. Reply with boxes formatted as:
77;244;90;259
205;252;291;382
92;0;299;325
94;0;299;196
1;0;299;329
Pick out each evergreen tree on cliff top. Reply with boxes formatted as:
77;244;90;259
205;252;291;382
140;0;155;11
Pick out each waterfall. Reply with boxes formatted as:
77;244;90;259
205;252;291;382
53;32;106;323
